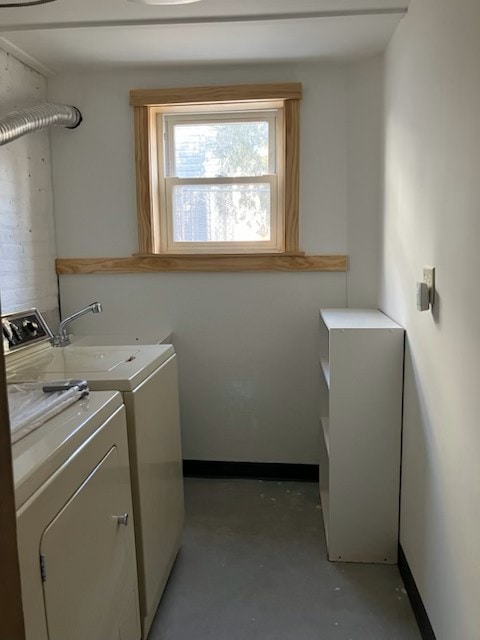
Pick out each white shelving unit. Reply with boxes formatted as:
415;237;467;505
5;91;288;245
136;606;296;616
318;308;404;564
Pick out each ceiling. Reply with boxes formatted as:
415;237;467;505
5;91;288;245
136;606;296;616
0;0;410;75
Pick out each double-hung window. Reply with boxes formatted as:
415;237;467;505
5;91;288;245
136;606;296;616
130;83;302;258
160;105;283;254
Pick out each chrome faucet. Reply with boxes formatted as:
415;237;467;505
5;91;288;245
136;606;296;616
51;302;103;347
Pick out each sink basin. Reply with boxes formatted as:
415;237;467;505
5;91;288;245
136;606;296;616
59;347;141;371
69;331;173;346
5;342;176;392
9;346;141;375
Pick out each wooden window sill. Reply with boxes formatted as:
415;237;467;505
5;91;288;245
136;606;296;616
56;254;347;274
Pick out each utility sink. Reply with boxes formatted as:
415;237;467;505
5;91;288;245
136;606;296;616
6;343;175;392
55;347;140;372
69;331;173;346
12;346;141;374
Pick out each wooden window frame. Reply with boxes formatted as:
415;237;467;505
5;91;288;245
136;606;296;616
131;83;302;257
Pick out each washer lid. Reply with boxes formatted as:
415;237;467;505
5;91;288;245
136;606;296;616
12;390;123;509
7;344;175;391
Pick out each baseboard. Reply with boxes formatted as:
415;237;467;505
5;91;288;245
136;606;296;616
183;460;318;482
398;545;436;640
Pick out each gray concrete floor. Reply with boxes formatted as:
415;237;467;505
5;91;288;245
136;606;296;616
149;478;421;640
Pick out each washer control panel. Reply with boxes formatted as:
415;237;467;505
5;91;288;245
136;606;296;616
2;309;52;352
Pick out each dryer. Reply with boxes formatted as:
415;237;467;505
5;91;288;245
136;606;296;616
12;390;141;640
4;308;185;638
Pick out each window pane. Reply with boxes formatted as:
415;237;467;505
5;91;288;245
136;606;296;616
172;183;271;242
173;121;270;178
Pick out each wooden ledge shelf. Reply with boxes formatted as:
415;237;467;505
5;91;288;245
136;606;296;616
56;254;347;274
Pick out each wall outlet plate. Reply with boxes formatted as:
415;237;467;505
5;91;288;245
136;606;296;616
423;266;435;306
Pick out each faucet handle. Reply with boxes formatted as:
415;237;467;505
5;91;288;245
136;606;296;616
51;333;71;347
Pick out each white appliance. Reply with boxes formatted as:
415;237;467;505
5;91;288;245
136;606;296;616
3;308;185;638
12;389;141;640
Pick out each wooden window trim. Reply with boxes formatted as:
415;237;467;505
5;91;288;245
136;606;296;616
132;83;301;257
129;83;302;107
284;99;300;253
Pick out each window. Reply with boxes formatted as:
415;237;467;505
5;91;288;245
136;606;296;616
131;83;302;257
161;106;283;254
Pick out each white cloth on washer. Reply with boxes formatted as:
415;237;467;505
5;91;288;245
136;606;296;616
8;382;87;444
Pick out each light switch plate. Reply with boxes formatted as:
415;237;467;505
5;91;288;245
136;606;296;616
423;266;435;306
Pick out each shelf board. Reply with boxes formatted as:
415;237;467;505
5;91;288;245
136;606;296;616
319;357;330;388
320;308;403;330
320;417;330;456
56;254;348;274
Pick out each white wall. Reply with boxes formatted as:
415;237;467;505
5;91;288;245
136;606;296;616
346;57;383;307
0;49;58;323
48;59;382;463
380;1;480;638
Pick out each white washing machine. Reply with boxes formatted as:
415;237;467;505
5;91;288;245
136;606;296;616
12;389;141;640
3;308;185;639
